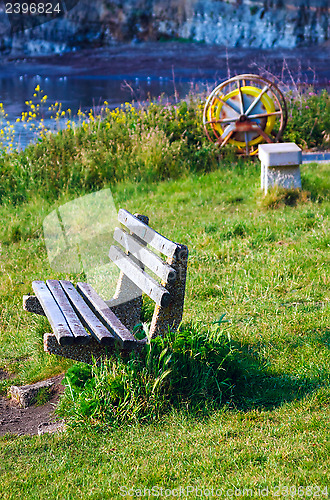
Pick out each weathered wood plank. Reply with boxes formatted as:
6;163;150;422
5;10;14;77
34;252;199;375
32;281;74;347
118;209;178;258
109;245;171;307
60;280;115;347
76;282;137;349
46;280;90;346
109;214;148;331
113;227;176;282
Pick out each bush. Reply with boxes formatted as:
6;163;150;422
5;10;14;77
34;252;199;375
283;89;330;149
0;95;221;204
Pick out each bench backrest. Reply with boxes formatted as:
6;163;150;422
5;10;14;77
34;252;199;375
109;209;188;337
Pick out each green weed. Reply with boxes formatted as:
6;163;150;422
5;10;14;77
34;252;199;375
33;386;51;406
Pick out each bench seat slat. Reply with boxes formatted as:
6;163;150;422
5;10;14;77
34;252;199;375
109;245;171;307
32;281;74;347
118;209;178;258
76;282;137;349
114;227;176;282
46;280;91;345
60;280;115;347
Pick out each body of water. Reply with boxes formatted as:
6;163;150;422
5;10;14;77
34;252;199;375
0;66;198;148
0;69;211;149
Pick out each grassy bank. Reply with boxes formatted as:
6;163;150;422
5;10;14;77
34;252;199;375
0;89;329;497
0;158;329;497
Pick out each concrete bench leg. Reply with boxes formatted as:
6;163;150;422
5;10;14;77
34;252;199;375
149;244;188;338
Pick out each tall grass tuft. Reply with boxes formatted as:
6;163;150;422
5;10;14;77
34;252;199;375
57;322;234;430
258;186;310;209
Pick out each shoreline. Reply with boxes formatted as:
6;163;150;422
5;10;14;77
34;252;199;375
3;41;330;86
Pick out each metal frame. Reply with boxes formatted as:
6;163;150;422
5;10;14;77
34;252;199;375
203;74;288;156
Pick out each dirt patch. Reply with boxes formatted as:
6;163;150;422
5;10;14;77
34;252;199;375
0;369;14;381
0;374;65;437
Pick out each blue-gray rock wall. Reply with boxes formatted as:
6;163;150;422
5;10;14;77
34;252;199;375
0;0;329;55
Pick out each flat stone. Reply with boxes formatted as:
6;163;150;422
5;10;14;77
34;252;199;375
38;420;66;436
259;143;302;167
10;379;54;408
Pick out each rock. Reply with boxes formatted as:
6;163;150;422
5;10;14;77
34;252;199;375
0;0;329;56
10;380;54;408
0;369;14;380
38;420;66;436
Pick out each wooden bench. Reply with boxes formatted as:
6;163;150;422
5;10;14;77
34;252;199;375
23;210;189;365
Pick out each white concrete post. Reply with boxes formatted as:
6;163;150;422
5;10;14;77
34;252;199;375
258;143;302;195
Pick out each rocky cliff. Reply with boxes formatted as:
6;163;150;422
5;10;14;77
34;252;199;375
0;0;329;56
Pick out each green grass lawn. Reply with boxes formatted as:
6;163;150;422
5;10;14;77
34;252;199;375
0;158;329;499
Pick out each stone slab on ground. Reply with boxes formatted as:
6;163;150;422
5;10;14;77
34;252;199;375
0;374;64;436
10;379;55;408
38;420;66;436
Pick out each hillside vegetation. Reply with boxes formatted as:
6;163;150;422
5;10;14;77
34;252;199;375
0;87;329;205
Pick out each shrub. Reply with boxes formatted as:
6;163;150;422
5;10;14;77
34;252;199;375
283;89;330;149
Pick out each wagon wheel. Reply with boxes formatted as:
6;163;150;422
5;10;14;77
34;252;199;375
203;74;287;156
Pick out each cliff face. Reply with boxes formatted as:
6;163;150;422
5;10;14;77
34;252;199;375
0;0;329;55
155;0;330;48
